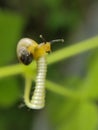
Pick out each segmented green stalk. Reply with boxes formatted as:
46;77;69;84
24;56;47;109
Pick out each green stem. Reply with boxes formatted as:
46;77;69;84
46;80;83;100
0;62;35;78
48;36;98;64
24;75;32;107
0;64;23;78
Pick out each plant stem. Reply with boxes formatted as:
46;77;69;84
0;62;35;78
0;64;23;78
24;75;33;108
48;36;98;64
46;80;83;100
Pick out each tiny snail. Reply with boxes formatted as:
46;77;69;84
17;35;64;109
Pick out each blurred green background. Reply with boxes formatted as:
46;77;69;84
0;0;98;130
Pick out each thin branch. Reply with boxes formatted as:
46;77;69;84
46;80;83;100
48;36;98;64
0;64;23;78
0;62;35;78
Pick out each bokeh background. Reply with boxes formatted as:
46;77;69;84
0;0;98;130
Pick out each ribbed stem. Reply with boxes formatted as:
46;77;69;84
31;56;47;109
24;56;47;109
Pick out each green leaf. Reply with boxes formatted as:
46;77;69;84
47;97;79;125
0;10;24;107
0;10;24;65
56;102;97;130
80;52;98;99
0;77;21;107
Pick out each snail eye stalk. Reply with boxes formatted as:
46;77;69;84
50;39;64;44
39;35;47;44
